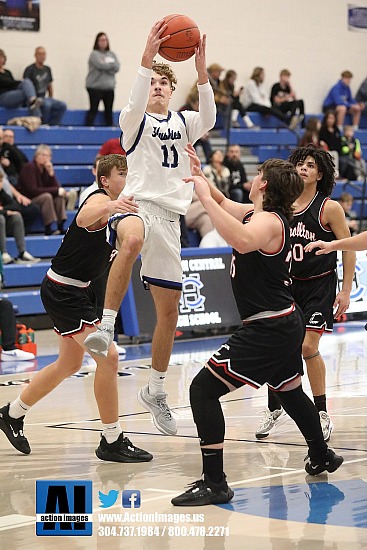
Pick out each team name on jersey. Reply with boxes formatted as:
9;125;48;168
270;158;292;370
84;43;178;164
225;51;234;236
151;127;182;141
290;221;316;242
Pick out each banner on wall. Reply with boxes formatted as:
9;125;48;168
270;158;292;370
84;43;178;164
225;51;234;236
348;5;367;31
0;0;40;31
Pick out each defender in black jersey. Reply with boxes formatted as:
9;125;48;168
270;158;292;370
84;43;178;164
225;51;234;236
171;145;343;507
0;155;153;463
257;145;356;442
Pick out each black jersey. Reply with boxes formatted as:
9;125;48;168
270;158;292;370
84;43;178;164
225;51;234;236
290;192;337;280
231;210;293;320
50;189;112;284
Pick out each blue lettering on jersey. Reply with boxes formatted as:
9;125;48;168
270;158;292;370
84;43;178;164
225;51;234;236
152;127;182;140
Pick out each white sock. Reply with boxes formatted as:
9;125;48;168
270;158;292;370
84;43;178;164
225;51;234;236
148;369;166;397
231;109;239;123
9;397;31;419
102;422;122;444
243;114;254;128
101;309;117;329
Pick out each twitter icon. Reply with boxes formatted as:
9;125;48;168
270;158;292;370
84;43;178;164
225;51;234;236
99;490;119;508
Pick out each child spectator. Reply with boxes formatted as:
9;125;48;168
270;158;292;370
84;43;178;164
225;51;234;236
299;117;321;147
338;192;358;235
340;125;366;182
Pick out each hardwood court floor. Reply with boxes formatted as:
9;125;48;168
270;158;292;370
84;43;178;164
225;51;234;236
0;321;366;549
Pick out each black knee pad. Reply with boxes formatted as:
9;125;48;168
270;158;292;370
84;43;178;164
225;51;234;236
189;367;230;446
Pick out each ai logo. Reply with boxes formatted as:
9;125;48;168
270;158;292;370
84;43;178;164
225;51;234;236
36;480;93;536
122;490;141;508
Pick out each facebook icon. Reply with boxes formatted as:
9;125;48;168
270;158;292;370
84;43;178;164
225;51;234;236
122;490;141;509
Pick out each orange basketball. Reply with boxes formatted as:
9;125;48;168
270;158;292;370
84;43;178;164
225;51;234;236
159;14;200;62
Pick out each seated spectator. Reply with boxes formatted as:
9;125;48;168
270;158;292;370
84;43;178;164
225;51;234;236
356;76;367;115
0;49;42;118
206;63;229;113
0;171;40;264
23;46;67;126
98;138;125;156
338;192;358;235
340;125;366;181
319;110;342;175
0;126;28;185
0;297;35;361
299;117;321;147
223;144;252;203
270;69;304;128
203;149;231;197
219;70;257;129
185;191;214;242
0;165;39;233
322;70;365;131
242;67;294;128
179;90;212;163
17;144;73;235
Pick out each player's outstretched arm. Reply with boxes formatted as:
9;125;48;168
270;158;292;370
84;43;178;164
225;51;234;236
141;19;170;69
195;34;208;85
305;232;367;254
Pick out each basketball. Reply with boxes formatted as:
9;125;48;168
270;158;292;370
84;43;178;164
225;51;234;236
159;14;200;62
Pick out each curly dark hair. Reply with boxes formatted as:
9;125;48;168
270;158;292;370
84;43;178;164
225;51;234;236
261;159;304;221
152;61;177;91
288;144;336;196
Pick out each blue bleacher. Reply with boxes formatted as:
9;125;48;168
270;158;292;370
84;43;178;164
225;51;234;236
0;107;121;126
7;234;63;259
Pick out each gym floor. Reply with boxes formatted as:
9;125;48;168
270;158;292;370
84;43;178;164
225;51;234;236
0;321;366;549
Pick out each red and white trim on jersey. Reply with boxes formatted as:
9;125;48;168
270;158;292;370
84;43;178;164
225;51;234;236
243;303;295;323
259;212;286;256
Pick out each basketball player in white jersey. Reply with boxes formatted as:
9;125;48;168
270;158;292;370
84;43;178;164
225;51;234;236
84;20;216;435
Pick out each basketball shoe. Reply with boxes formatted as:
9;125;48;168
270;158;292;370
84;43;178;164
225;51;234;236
96;433;153;463
0;403;30;454
305;448;344;476
84;324;114;357
138;385;177;435
255;407;285;439
171;474;234;506
319;411;333;441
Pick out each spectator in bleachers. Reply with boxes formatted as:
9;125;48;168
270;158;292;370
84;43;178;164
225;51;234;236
179;90;212;163
270;69;304;128
203;149;231;197
338;192;359;235
340;125;366;182
322;70;365;131
356;76;367;115
17;144;74;235
319;110;342;177
219;70;258;129
98;138;125;156
0;171;40;264
0;164;39;233
223;144;252;203
0;293;35;361
299;117;321;147
0;126;28;185
0;49;42;118
23;46;67;126
242;67;294;128
85;32;120;127
78;155;101;206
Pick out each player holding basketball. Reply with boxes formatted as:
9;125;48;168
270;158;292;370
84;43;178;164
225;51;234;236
255;145;356;442
171;145;343;506
0;155;153;463
84;20;216;436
